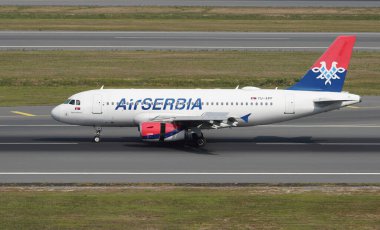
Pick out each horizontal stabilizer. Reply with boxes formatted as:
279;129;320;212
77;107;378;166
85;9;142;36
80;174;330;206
313;98;356;103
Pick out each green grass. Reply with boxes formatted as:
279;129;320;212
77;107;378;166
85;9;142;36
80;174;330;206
0;6;378;31
0;50;379;106
0;186;379;229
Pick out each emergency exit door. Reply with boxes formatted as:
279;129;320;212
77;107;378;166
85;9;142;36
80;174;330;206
92;95;102;114
284;95;295;114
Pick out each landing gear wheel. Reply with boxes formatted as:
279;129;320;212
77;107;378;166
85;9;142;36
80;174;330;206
196;137;206;147
185;129;206;148
94;136;101;143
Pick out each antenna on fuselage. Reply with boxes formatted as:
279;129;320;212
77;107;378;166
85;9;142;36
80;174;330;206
235;85;239;89
100;85;104;90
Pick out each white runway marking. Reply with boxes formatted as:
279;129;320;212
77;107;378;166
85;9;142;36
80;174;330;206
257;142;380;146
264;124;380;128
320;143;380;146
0;172;379;175
256;142;308;145
114;37;290;40
0;143;78;145
0;46;378;50
0;125;77;127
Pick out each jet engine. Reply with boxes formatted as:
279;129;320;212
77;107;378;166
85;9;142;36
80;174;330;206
139;122;185;142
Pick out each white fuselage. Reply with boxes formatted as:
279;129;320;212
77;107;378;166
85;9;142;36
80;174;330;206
51;88;361;128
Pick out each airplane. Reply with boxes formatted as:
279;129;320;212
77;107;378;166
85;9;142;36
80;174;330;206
51;35;360;147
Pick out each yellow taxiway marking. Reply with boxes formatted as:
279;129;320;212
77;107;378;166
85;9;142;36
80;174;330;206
11;111;36;117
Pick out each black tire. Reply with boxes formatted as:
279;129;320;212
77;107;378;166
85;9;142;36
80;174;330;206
196;137;206;147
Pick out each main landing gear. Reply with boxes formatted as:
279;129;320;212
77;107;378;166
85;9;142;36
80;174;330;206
194;133;207;148
186;128;207;148
93;126;102;143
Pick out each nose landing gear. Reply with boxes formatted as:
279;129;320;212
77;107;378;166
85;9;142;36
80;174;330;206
93;127;102;143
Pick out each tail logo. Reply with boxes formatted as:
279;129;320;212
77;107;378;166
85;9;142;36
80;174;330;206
312;61;346;85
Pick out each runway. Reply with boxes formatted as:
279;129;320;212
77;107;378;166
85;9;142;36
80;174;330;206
1;0;379;7
0;96;379;183
1;31;379;51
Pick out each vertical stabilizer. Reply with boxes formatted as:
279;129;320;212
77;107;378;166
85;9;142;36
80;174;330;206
288;36;356;92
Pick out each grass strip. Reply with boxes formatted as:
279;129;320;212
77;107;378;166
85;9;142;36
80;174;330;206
0;6;378;31
0;186;379;229
0;50;379;106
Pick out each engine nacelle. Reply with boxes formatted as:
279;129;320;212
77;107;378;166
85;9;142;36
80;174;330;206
139;122;185;142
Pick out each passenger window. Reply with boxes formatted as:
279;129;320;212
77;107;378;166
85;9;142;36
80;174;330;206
236;102;238;105
69;100;75;105
216;102;219;106
221;102;223;106
226;102;228;106
246;102;248;106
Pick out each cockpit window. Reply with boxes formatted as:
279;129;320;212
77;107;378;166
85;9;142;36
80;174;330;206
76;100;80;105
69;100;75;105
63;99;71;104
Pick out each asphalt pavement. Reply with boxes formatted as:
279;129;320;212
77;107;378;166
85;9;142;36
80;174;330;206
0;31;379;51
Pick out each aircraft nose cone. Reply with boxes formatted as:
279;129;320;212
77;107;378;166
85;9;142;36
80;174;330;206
51;105;62;121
